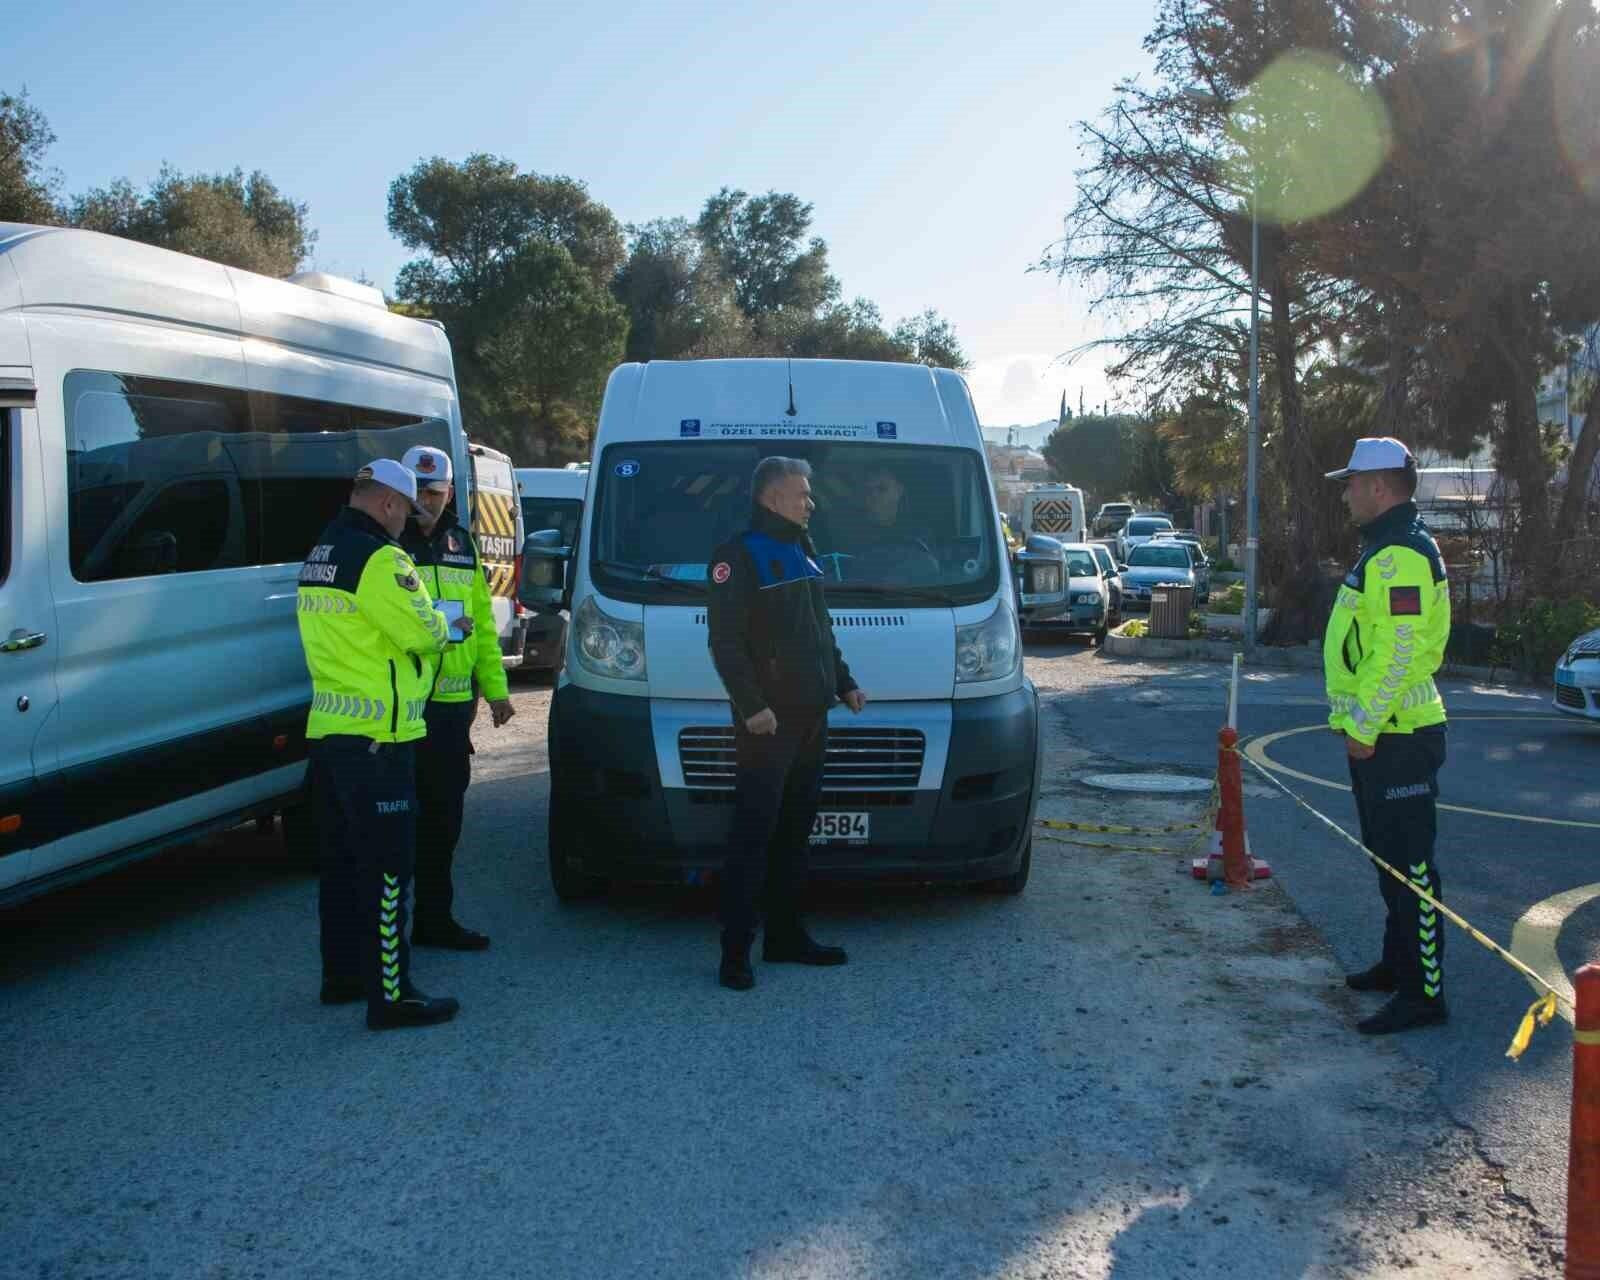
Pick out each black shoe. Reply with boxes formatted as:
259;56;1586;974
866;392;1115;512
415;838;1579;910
1345;963;1397;993
719;931;755;991
764;925;848;966
319;976;363;1006
1358;994;1448;1035
366;989;460;1030
412;919;491;951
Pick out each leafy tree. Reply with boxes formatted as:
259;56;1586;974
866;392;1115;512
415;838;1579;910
611;217;754;361
1156;390;1242;499
389;154;623;309
695;188;839;326
1126;417;1181;511
70;166;314;276
1042;414;1138;504
475;243;628;460
890;308;969;370
0;88;59;224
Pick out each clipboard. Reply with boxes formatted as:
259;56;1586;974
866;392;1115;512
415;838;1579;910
438;599;467;642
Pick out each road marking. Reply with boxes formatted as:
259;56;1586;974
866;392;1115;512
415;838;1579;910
1246;716;1600;830
1511;884;1600;1027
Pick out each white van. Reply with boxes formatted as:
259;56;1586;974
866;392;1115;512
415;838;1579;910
514;465;588;673
1021;482;1087;544
0;224;470;905
464;441;525;670
521;358;1041;900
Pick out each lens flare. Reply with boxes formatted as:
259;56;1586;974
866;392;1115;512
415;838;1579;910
1225;50;1393;225
1553;29;1600;202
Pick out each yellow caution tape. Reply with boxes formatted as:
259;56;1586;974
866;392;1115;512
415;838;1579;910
1233;742;1572;1057
1506;994;1560;1061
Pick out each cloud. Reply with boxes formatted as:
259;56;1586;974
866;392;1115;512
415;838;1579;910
966;352;1109;427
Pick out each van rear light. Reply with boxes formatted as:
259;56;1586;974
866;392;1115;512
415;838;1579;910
0;814;21;835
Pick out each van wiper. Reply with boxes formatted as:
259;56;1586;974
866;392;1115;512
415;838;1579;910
593;560;704;594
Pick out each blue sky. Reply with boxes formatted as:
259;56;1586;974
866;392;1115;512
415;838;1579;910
17;0;1160;426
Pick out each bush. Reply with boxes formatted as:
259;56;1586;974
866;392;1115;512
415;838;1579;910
1209;582;1245;616
1490;598;1600;677
1118;619;1148;638
1212;557;1239;573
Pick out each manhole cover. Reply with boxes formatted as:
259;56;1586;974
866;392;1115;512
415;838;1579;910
1081;772;1213;794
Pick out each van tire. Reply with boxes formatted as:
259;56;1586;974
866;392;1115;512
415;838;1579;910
548;779;606;902
976;836;1031;896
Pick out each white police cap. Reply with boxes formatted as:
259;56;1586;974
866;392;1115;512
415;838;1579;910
401;445;453;490
1325;437;1415;480
355;457;425;515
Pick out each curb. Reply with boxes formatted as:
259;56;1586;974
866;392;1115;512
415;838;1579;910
1103;632;1546;689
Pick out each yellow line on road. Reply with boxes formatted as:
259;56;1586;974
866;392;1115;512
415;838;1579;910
1510;884;1600;1027
1245;716;1600;830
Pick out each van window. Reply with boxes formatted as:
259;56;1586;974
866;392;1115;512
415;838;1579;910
590;442;1000;607
522;497;582;547
63;371;451;581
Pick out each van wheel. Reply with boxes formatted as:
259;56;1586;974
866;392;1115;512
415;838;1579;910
548;779;606;902
280;802;318;872
976;836;1031;895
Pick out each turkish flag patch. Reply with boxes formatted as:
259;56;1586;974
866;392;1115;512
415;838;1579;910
1389;586;1421;616
711;562;731;584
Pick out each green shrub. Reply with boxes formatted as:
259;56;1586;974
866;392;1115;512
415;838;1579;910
1119;619;1148;638
1491;598;1600;677
1209;582;1245;615
1212;557;1239;573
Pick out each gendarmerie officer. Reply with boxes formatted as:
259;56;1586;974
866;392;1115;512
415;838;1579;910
705;456;869;991
298;459;457;1031
1323;437;1451;1035
399;445;515;951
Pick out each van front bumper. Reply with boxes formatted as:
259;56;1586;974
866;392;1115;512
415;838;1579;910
547;682;1040;883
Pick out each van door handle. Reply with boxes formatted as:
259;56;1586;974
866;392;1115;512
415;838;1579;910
3;629;46;653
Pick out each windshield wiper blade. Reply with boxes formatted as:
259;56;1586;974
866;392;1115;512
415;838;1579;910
593;560;704;593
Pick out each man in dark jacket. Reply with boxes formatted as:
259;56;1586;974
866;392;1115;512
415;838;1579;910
706;456;869;991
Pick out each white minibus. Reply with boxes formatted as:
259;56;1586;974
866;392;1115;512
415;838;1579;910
521;359;1040;900
0;224;470;903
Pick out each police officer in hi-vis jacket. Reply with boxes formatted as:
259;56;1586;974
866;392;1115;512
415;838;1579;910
1323;437;1451;1036
399;445;515;951
298;459;457;1031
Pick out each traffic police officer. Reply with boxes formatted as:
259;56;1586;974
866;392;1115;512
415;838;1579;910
399;445;515;950
1323;437;1451;1035
298;458;458;1030
706;456;868;991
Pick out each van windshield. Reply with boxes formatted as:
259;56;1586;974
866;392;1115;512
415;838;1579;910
590;442;1000;606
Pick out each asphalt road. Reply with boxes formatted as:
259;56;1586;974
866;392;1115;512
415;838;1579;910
1050;647;1599;1231
0;650;1575;1279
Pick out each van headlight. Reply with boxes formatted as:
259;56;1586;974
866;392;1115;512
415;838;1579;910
573;596;646;681
956;601;1020;683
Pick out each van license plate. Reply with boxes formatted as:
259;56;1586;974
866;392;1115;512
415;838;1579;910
810;812;869;844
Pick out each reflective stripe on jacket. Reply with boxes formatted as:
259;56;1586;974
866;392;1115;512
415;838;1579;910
1322;500;1450;745
400;518;509;704
298;507;449;742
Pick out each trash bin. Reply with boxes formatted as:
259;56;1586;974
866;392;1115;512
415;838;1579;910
1148;582;1195;639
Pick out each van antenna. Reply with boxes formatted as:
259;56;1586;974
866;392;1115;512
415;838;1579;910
785;355;798;417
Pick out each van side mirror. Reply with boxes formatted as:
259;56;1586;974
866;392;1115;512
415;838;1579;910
518;529;569;609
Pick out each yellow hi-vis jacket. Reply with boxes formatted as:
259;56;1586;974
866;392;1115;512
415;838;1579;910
297;507;450;743
1323;500;1450;746
400;517;509;705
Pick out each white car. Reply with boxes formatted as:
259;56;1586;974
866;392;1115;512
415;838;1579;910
1554;628;1600;720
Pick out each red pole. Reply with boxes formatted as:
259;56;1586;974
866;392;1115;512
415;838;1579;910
1218;726;1250;888
1571;964;1600;1279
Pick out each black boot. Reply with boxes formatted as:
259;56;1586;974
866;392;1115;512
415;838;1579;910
719;931;755;990
1345;962;1397;992
1357;993;1448;1035
412;918;491;951
764;920;847;966
366;986;460;1030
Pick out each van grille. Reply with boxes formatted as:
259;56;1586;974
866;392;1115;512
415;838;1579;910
678;726;925;792
691;613;907;628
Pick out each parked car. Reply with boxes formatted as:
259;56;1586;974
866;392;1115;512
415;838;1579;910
1018;542;1110;644
1151;532;1212;601
1554;627;1600;720
1087;541;1122;625
1116;514;1175;563
1092;501;1135;537
1119;541;1200;609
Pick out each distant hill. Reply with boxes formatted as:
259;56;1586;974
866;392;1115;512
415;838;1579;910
981;419;1057;449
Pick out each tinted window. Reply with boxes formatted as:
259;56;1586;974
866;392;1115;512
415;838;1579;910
1090;545;1116;575
1129;544;1191;568
590;442;1000;606
522;497;582;546
64;371;451;581
1126;518;1172;536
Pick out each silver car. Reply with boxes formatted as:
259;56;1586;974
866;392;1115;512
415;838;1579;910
1119;541;1198;608
1554;627;1600;720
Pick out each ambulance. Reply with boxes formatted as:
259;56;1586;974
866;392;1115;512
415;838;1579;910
520;359;1041;900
